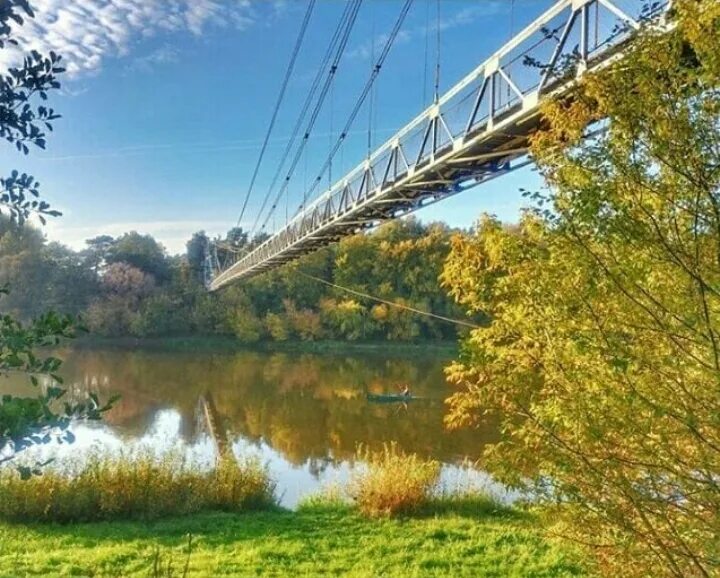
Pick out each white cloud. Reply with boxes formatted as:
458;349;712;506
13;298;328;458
1;0;259;76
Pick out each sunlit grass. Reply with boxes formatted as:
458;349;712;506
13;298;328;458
0;509;591;577
296;482;351;512
0;451;276;523
0;447;593;576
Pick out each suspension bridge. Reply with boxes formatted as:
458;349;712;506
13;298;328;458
208;0;667;291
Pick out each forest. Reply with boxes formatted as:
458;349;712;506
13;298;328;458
0;215;467;342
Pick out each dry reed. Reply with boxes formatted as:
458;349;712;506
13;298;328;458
0;450;276;523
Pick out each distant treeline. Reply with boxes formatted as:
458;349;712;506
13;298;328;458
2;217;471;342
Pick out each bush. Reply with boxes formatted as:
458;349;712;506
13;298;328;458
265;312;290;341
284;299;323;341
132;292;191;337
232;308;264;343
348;443;440;517
0;451;276;523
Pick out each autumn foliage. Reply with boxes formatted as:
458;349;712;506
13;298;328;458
442;2;720;576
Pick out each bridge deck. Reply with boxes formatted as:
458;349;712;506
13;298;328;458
210;0;665;290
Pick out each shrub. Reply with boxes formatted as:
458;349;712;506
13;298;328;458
0;451;275;523
348;443;440;517
264;312;290;341
284;299;323;341
232;308;264;343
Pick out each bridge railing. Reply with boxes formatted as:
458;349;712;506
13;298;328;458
211;0;667;289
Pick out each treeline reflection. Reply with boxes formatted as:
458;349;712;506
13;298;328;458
54;348;498;466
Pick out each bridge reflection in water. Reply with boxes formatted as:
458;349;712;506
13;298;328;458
2;347;503;506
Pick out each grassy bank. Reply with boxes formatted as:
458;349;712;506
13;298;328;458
0;504;589;577
70;335;458;356
0;448;591;576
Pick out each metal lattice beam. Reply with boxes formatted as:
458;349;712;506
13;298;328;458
210;0;668;290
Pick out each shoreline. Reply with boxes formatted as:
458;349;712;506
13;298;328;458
70;335;459;356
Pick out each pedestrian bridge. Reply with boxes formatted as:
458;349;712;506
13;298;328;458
210;0;666;291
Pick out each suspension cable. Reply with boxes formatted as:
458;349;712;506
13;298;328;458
508;0;515;101
281;0;414;221
244;0;360;246
434;0;440;102
296;270;480;329
422;0;430;106
234;0;316;229
329;77;334;190
252;0;363;237
510;0;515;39
367;5;376;156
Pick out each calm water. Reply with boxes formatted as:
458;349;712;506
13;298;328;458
3;346;503;507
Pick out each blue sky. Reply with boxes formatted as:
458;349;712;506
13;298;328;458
1;0;555;254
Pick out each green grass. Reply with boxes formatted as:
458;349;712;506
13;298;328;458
0;502;590;577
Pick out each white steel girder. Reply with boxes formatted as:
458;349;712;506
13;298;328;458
210;0;668;290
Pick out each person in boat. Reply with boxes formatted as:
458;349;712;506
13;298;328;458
399;384;411;397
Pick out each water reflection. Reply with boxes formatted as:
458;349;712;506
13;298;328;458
2;347;501;506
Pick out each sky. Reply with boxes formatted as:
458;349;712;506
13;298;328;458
0;0;557;255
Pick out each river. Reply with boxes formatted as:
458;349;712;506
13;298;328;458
3;344;504;507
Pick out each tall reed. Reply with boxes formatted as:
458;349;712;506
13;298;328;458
348;443;440;517
0;451;276;523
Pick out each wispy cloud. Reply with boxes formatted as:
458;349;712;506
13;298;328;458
348;2;505;60
35;127;398;162
0;0;260;77
126;45;179;73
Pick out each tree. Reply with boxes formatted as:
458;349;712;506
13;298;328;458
133;292;191;337
186;230;208;283
284;299;323;341
214;226;249;269
84;262;156;336
106;231;170;283
82;234;114;273
264;312;290;341
101;262;155;301
0;0;113;470
0;301;113;476
106;231;169;282
0;219;97;319
442;3;720;576
278;246;334;310
0;0;63;226
319;297;370;341
225;227;248;248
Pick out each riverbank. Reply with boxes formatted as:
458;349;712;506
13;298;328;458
71;335;459;356
0;505;590;577
0;449;591;576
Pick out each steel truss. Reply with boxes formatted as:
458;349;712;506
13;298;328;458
210;0;667;290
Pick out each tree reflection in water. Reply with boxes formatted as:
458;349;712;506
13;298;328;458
2;347;503;505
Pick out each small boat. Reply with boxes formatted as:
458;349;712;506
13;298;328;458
366;392;418;403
